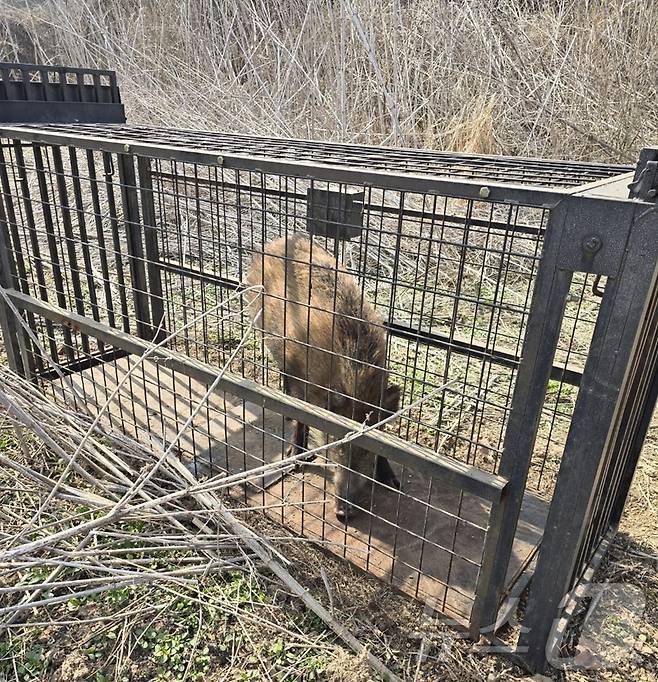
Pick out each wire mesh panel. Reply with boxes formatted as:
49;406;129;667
566;267;658;590
0;124;654;665
0;137;534;627
0;142;140;365
50;351;498;620
4;122;632;187
141;155;600;507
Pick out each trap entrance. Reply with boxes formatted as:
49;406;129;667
52;355;547;625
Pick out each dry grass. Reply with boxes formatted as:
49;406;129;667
0;414;351;682
1;0;658;162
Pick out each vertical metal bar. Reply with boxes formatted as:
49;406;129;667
69;147;101;321
86;149;116;328
9;141;59;362
580;287;658;560
468;204;573;636
469;483;509;638
0;142;38;374
44;68;57;102
74;70;83;103
608;361;658;530
605;166;658;530
519;203;658;672
137;156;166;341
102;151;132;331
0;191;25;374
33;143;75;363
0;145;29;291
109;71;120;103
117;152;151;339
51;145;91;355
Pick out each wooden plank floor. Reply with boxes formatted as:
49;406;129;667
53;357;548;626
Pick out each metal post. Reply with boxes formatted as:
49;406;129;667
469;204;573;637
605;146;658;530
117;152;152;340
469;484;510;637
0;193;24;374
137;156;166;342
0;142;36;376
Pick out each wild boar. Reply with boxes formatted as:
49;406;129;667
246;233;401;521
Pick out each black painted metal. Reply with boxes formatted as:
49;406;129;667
0;192;24;374
153;255;584;386
36;347;131;381
137;156;166;342
0;141;56;367
469;202;575;638
609;366;658;532
306;187;364;239
31;142;75;363
0;62;125;124
7;287;508;502
0;101;126;124
518;199;658;671
7;122;630;187
117;153;151;340
629;146;658;202
581;276;658;569
0;124;631;207
543;527;615;669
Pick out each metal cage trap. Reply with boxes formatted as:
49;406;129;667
1;62;657;672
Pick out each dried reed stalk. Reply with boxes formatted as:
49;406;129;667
0;303;414;680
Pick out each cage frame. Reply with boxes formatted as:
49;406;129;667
0;65;657;674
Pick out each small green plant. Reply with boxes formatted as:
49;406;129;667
0;432;17;451
132;617;212;682
23;564;51;585
219;572;268;605
106;586;132;607
301;654;329;680
0;642;47;681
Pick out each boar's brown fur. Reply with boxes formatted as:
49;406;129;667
246;233;400;521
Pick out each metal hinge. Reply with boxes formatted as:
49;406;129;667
628;149;658;202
